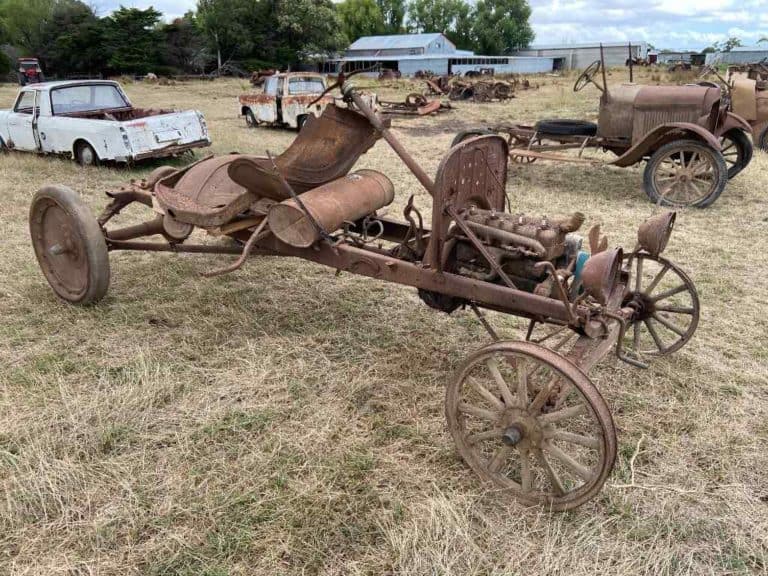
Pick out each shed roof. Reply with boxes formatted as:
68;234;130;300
348;33;448;51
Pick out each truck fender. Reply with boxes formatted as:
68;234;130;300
611;122;721;167
71;137;100;161
714;112;752;138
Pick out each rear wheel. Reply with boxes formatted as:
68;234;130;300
245;109;257;127
720;129;753;179
75;141;99;166
29;185;110;305
758;124;768;152
643;140;727;208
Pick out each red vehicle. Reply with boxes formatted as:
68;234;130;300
17;58;45;86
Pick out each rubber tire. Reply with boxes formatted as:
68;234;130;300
29;185;110;305
534;119;597;137
643;140;728;208
451;128;495;147
720;129;753;179
75;141;99;166
245;109;257;127
296;115;309;132
758;125;768;152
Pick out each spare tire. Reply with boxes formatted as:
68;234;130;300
535;119;597;137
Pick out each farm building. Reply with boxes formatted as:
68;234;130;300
516;41;648;70
705;45;768;66
322;33;554;76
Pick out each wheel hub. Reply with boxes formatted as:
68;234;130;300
500;407;543;449
623;290;655;322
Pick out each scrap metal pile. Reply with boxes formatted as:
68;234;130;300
424;74;536;102
378;92;452;116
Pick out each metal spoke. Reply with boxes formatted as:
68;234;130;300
516;359;528;408
550;430;601;450
486;358;516;407
538;403;587;425
644;318;666;352
651;283;688;302
458;402;500;422
544;441;593;482
655;304;694;314
528;374;559;414
519;449;533;492
487;445;512;473
632;319;641;352
468;376;505;412
466;429;503;445
634;256;643;293
652;312;686;337
645;262;670;294
535;449;565;495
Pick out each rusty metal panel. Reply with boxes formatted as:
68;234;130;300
597;85;642;139
732;79;758;121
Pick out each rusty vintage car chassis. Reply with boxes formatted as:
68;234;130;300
461;55;753;209
29;80;700;511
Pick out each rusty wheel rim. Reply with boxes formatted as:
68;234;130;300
30;198;90;301
510;136;537;164
653;147;718;206
446;342;616;511
622;253;700;356
719;135;740;173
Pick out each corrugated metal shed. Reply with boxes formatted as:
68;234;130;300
705;47;768;66
348;34;446;51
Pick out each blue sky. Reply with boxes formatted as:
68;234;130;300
95;0;768;51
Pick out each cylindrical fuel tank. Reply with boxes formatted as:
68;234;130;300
267;169;394;248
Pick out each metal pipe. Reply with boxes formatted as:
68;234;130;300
346;85;436;196
105;216;165;241
106;240;261;255
463;219;547;258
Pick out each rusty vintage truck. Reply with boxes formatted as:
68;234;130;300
239;72;334;130
238;72;378;130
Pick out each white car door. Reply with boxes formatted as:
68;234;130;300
6;90;40;151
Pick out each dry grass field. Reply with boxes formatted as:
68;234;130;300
1;70;767;575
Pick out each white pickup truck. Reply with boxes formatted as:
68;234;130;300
0;80;211;165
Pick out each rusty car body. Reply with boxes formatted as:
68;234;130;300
462;54;753;208
29;78;700;512
704;62;768;151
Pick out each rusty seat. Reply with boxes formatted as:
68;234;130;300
154;105;379;228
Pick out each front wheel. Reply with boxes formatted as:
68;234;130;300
643;140;727;208
757;123;768;152
29;185;110;305
245;109;257;128
446;341;617;511
622;253;700;356
720;129;753;179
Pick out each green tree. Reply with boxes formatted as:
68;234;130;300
377;0;405;33
407;0;471;49
0;0;55;53
338;0;385;43
196;0;253;71
162;12;209;72
471;0;533;54
275;0;346;62
103;6;162;74
38;0;106;76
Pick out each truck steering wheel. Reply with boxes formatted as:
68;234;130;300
574;60;604;92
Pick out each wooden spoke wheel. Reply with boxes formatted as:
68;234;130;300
644;140;727;208
720;129;753;179
29;185;110;305
446;341;617;511
622;253;699;356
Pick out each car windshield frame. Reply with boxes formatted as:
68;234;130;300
49;83;131;116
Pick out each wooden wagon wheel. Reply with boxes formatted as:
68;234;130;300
643;140;727;208
621;253;700;356
446;341;617;511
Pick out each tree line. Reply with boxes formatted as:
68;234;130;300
0;0;533;78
